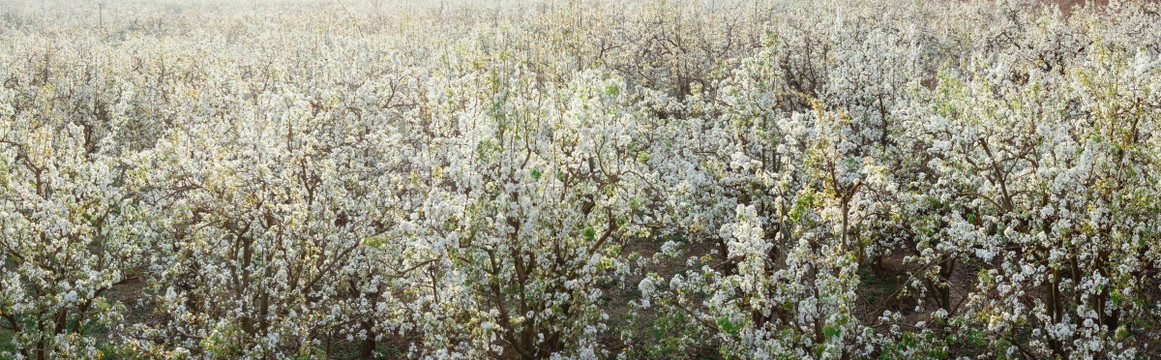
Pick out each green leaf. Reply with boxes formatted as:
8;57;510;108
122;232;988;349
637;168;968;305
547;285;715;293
823;324;840;338
717;316;741;337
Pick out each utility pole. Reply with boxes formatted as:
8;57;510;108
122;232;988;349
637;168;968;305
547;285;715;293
98;2;104;28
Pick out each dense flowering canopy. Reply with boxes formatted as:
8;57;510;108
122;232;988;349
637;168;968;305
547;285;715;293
1;0;1160;358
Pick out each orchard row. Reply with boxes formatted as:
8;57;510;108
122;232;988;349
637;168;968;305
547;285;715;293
1;0;1160;358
